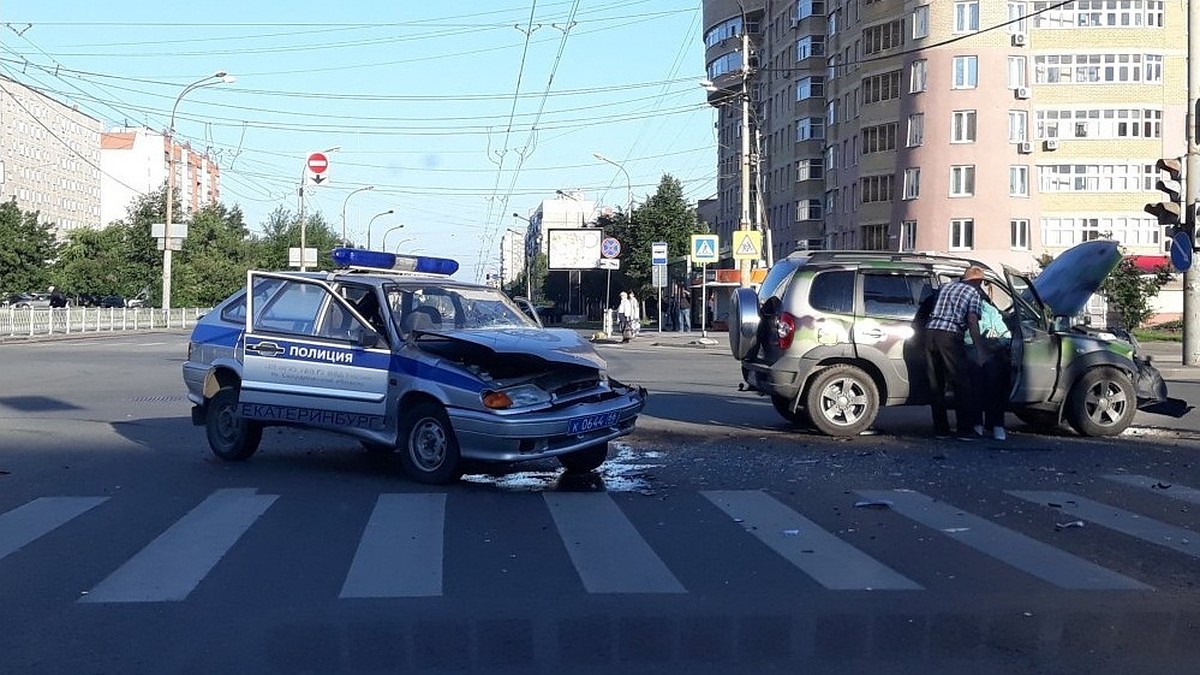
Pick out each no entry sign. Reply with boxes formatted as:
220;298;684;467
306;152;331;185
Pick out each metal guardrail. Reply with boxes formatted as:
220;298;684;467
0;307;208;339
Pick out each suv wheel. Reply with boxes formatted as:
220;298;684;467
398;401;463;484
1065;367;1135;437
804;365;879;437
771;394;811;427
558;442;609;472
206;386;262;461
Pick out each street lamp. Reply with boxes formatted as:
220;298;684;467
340;185;374;245
512;212;534;300
162;70;234;311
380;223;406;251
298;145;341;271
392;236;417;252
592;152;632;215
366;210;395;249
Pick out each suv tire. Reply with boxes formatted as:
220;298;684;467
398;401;463;484
558;442;609;472
206;386;262;461
804;365;879;437
1065;367;1135;437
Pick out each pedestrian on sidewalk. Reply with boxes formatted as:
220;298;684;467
678;285;691;332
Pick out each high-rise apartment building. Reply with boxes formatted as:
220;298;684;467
702;0;1184;271
0;76;101;236
100;128;222;227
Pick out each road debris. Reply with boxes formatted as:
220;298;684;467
1055;520;1085;531
854;499;894;509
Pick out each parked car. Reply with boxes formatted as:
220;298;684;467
182;248;647;484
98;295;127;308
6;293;51;309
729;240;1180;438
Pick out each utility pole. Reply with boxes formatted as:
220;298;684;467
738;27;753;288
1186;0;1200;365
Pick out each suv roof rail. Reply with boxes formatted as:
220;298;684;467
798;250;971;265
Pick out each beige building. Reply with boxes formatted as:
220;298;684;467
703;0;1185;272
0;76;101;236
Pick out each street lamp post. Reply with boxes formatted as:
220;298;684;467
381;223;406;251
340;185;374;245
592;153;632;215
162;71;234;311
298;145;340;271
392;236;417;252
512;213;534;301
366;210;395;249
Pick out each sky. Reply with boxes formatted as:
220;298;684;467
0;0;718;281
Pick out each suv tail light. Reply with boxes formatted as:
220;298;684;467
775;312;797;349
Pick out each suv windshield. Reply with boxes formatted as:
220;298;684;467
388;285;535;331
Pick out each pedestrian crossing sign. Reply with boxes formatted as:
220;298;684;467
691;234;719;263
732;230;762;261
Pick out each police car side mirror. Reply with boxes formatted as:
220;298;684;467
349;327;380;349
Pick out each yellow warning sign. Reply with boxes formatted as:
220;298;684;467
732;230;762;261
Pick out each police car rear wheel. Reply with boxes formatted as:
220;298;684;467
558;442;608;472
399;402;462;484
206;386;262;461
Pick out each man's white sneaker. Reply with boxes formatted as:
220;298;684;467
993;427;1007;441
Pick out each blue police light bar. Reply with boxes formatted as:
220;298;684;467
331;248;459;276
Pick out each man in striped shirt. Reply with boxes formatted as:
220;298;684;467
923;266;988;440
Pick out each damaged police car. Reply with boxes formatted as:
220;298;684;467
183;248;646;484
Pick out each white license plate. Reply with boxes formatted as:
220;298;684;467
568;411;619;434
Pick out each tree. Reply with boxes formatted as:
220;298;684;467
1100;257;1173;330
0;199;61;296
251;207;341;271
602;174;707;297
174;203;255;307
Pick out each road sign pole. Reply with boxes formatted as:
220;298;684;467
701;262;708;339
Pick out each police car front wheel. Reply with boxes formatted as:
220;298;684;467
398;401;463;484
206;386;262;461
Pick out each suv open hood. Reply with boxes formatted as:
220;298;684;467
1032;240;1122;317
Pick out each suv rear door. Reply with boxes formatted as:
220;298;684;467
856;269;935;403
239;272;391;432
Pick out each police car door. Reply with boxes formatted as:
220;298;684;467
239;271;390;432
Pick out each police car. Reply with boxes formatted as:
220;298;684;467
182;248;647;484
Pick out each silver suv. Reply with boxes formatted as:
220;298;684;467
183;248;646;483
729;241;1175;437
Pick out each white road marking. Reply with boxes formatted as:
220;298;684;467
340;494;445;598
0;497;108;561
1103;475;1200;506
705;490;922;590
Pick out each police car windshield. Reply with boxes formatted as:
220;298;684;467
388;285;536;331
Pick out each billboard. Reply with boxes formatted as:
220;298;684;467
547;228;603;270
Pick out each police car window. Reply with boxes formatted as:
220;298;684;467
221;278;284;323
809;270;854;314
862;273;927;320
253;280;328;336
391;285;532;332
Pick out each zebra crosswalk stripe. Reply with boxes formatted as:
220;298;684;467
1103;475;1200;506
859;489;1149;591
1009;490;1200;560
81;488;277;603
704;490;922;590
340;494;445;598
544;492;685;594
0;497;108;562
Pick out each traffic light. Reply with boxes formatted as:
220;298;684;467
1145;157;1184;229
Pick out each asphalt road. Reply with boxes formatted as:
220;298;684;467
1;332;1198;674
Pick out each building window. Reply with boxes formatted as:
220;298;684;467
798;198;823;221
951;110;977;142
797;76;825;101
797;0;827;20
797;36;825;61
862;175;895;203
1041;215;1161;247
1011;219;1030;249
900;220;917;251
797;117;825;140
826;100;838;125
797;158;824;181
952;56;979;88
1008;56;1027;88
1009;110;1029;142
913;5;930;39
954;1;980;33
1008;2;1029;34
907;113;925;146
1035;107;1162;139
1032;1;1164;29
861;123;898;154
951;219;975;249
950;165;976;196
903;168;921;200
910;59;928;93
1010;165;1030;196
861;223;889;250
825;144;838;170
1037;163;1158;192
862;70;902;104
863;20;905;55
1034;53;1163;84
